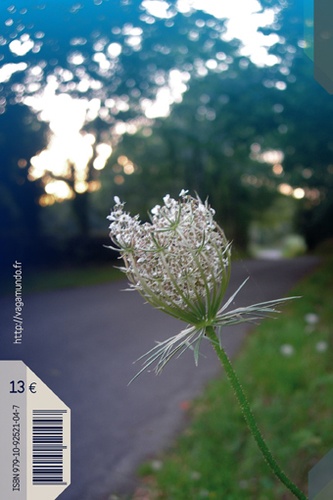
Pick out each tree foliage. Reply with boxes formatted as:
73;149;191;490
0;104;47;264
1;0;333;265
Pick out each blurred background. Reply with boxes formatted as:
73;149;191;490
1;0;332;275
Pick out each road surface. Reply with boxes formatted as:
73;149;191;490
0;256;319;499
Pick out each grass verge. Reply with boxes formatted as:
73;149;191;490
135;255;333;499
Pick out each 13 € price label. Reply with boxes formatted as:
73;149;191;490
0;360;71;500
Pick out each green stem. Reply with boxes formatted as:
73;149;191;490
205;326;307;500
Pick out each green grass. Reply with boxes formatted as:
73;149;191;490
135;255;333;499
0;263;123;295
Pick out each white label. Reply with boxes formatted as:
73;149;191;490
0;361;71;499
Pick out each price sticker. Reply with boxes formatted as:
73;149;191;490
0;361;71;499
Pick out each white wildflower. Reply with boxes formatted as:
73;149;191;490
107;191;295;380
304;313;319;325
316;341;328;353
280;344;294;357
150;459;163;471
190;471;201;480
108;191;231;324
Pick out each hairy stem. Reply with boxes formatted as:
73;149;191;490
205;326;307;500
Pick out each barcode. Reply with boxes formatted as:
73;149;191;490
32;409;68;485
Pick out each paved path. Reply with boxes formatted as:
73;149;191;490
0;256;319;499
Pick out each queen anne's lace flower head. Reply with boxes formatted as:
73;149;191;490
108;191;231;326
107;190;294;381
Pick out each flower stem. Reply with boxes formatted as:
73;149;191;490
205;326;307;500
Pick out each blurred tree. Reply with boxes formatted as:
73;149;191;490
0;104;47;265
1;0;332;261
105;51;284;249
258;0;333;248
0;1;233;121
0;0;241;240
